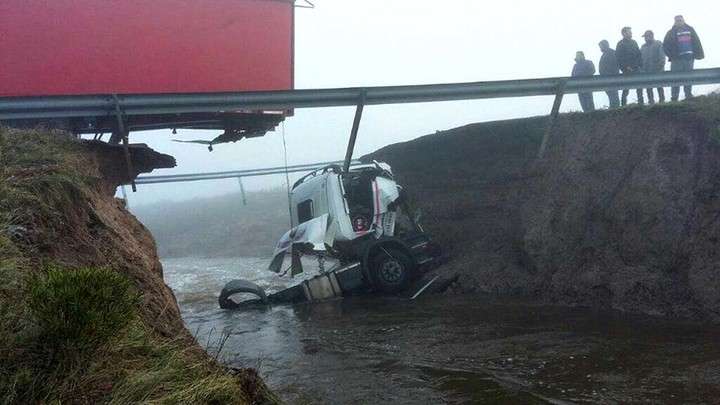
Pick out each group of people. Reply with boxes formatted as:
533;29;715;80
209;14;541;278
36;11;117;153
572;15;705;112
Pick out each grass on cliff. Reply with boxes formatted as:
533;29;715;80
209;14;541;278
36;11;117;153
0;128;275;404
0;263;264;404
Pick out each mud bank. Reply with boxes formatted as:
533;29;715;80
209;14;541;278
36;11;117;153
365;96;720;321
0;128;275;403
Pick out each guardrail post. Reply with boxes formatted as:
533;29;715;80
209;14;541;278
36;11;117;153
112;95;137;192
343;91;367;173
537;81;566;159
237;176;247;206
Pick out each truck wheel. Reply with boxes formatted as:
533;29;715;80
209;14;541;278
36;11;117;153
218;280;268;309
370;248;414;294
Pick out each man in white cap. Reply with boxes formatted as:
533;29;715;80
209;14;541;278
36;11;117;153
641;30;666;103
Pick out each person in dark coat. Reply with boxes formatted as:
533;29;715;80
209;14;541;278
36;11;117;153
641;30;666;103
663;15;704;101
572;51;596;112
598;40;620;108
616;27;644;106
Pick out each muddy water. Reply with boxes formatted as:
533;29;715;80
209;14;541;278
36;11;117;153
163;257;720;404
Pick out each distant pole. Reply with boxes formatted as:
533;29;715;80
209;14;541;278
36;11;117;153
237;177;247;206
120;185;130;208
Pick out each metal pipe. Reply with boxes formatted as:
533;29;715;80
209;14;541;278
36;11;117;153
140;160;356;181
137;168;328;184
135;160;363;185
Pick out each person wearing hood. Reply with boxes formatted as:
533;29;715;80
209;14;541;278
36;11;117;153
641;30;666;103
572;51;596;112
663;15;704;101
616;26;644;106
598;40;620;108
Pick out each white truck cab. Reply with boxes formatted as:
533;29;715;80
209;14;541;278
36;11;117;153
287;161;399;243
219;162;443;309
269;162;439;291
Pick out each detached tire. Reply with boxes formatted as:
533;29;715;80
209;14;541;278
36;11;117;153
370;248;415;294
218;280;268;309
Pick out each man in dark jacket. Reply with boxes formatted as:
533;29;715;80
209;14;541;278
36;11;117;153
616;27;644;106
663;15;704;101
598;40;620;108
641;30;666;103
572;51;596;112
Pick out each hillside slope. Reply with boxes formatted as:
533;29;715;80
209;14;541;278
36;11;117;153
366;96;720;320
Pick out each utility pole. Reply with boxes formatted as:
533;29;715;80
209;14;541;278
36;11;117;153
237;177;247;206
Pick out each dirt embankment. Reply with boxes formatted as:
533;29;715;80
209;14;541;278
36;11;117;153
366;96;720;321
0;129;275;403
11;136;184;336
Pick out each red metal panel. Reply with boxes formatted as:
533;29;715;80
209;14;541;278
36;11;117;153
0;0;294;97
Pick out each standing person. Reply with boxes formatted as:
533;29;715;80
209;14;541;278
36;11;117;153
641;30;666;103
663;15;704;101
572;51;596;112
598;40;621;108
616;27;644;106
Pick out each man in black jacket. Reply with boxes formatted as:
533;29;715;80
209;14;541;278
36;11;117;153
598;40;620;108
616;27;644;106
663;15;704;101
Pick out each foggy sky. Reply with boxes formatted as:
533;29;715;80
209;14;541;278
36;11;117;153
125;0;720;207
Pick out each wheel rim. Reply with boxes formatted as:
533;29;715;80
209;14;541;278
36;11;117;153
379;259;404;284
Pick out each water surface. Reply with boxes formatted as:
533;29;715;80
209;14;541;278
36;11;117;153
163;257;720;404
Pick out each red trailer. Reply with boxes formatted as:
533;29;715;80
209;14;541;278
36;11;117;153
0;0;296;140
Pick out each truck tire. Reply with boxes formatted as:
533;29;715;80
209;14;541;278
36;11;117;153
218;279;268;309
370;248;415;294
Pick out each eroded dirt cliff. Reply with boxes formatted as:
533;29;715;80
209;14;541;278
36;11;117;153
0;128;275;403
4;132;185;336
366;95;720;321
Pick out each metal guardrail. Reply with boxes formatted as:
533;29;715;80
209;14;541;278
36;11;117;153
1;69;719;121
135;159;362;185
